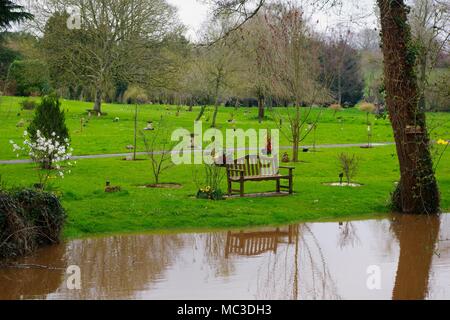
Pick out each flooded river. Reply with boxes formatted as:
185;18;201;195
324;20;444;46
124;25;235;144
1;214;449;300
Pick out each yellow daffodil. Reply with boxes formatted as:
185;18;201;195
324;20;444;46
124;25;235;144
437;139;449;146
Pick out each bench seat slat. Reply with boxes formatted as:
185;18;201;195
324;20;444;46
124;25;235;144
229;175;291;182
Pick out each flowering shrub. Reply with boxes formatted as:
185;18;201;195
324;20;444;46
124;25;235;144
10;130;75;188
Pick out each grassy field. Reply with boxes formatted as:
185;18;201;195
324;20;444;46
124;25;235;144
0;96;449;239
1;96;450;159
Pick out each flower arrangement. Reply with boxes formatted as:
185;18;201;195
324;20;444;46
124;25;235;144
10;130;75;189
197;186;224;200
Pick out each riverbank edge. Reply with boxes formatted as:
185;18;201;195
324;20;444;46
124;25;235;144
62;210;450;240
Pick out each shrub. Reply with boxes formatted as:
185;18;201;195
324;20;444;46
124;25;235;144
20;99;37;110
329;104;343;116
28;94;70;148
329;104;343;112
359;102;376;114
7;60;51;96
123;86;148;104
337;153;360;184
0;189;66;260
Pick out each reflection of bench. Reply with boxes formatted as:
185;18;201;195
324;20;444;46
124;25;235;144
225;226;299;258
226;155;294;197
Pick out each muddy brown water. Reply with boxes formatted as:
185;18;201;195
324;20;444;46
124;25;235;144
0;214;449;300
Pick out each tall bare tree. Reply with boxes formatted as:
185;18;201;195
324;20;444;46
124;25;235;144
238;13;272;123
410;0;450;111
263;4;331;162
194;18;243;127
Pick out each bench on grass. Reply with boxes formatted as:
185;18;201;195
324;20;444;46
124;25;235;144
225;155;295;197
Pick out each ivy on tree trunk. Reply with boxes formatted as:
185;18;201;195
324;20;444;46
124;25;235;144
377;0;440;214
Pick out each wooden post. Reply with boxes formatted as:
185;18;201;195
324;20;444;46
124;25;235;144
289;169;294;194
240;172;245;197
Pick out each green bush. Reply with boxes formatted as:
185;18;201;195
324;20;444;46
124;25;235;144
28;94;70;144
0;189;66;260
8;59;51;96
20;99;37;110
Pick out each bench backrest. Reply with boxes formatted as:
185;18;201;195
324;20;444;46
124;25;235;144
226;155;279;177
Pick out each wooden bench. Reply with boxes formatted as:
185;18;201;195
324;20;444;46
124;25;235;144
225;155;295;197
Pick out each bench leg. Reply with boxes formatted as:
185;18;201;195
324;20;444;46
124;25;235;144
289;176;293;194
240;180;244;197
228;180;232;197
276;179;281;193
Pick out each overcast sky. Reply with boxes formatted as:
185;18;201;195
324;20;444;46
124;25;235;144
167;0;379;41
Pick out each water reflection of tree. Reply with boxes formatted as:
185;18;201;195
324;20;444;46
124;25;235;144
55;234;185;299
246;224;340;300
200;233;236;278
391;214;441;300
338;222;361;249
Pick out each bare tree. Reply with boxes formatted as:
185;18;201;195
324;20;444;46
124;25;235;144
263;3;331;162
355;27;381;52
141;119;175;185
337;153;359;184
194;18;243;127
237;12;272;123
410;0;450;111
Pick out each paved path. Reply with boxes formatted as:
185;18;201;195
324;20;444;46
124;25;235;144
0;142;395;165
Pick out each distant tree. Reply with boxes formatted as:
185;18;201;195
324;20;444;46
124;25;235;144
194;18;243;127
355;28;380;52
409;0;450;111
360;49;384;104
40;0;181;114
0;45;20;81
0;0;33;89
8;59;50;96
320;33;365;106
427;70;450;111
41;12;82;98
238;13;272;123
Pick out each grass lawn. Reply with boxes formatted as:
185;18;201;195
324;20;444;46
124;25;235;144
0;96;449;239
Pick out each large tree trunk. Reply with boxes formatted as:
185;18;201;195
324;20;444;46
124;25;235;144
378;0;440;214
93;87;102;114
